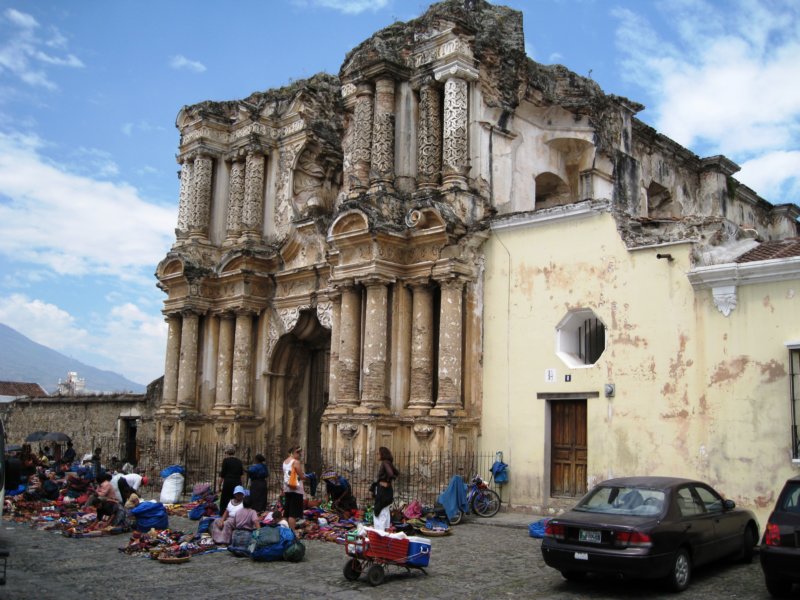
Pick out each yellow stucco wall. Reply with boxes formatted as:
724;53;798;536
480;209;800;526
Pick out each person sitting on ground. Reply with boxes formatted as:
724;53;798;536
90;497;127;528
323;471;357;517
85;472;117;508
211;485;247;544
42;470;61;501
24;470;43;500
269;509;290;529
62;441;76;465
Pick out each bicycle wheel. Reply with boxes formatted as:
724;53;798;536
472;489;501;517
448;510;463;525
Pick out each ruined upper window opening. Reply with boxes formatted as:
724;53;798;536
556;309;606;368
646;181;675;218
535;172;571;209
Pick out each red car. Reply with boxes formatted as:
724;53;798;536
541;476;758;592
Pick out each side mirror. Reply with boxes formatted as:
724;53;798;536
723;499;736;510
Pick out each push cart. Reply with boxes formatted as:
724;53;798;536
342;529;431;586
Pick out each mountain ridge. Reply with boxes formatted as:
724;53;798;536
0;323;146;394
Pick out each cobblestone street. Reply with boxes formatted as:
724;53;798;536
0;512;774;600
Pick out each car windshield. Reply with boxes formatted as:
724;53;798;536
575;485;666;516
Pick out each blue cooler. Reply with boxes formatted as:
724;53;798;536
406;535;431;567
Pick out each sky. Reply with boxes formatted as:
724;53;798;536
0;0;798;387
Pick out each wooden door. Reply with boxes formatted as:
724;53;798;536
550;400;587;497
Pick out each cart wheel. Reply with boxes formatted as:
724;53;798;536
367;564;385;586
343;559;363;581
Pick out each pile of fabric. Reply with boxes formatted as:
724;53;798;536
119;528;218;559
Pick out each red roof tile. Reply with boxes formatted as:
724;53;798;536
0;381;48;397
736;238;800;263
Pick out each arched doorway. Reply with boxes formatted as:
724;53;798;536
268;310;330;473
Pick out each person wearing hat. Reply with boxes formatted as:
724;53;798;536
211;485;247;545
217;445;244;514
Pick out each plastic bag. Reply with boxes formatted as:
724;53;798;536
529;518;551;538
160;472;184;504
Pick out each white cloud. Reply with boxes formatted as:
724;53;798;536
120;120;166;137
0;130;175;278
0;8;84;91
0;294;166;384
0;293;90;352
738;151;800;202
613;0;800;204
169;54;206;73
291;0;390;14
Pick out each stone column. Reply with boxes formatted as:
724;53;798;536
225;158;245;243
359;279;389;412
176;159;193;239
189;153;213;239
176;310;199;409
416;79;442;190
337;285;361;408
351;82;374;192
408;283;434;409
231;311;254;412
161;314;182;409
214;313;235;409
434;62;478;190
241;151;265;239
434;279;464;412
370;76;395;192
327;293;342;409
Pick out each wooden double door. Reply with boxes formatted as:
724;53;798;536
550;399;587;497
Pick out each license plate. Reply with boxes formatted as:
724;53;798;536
579;529;602;543
574;552;588;560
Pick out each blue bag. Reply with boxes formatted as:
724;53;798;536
250;527;296;562
130;501;169;532
159;464;185;478
490;461;509;484
188;504;206;520
197;516;215;534
529;517;551;538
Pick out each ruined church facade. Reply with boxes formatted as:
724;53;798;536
155;0;799;493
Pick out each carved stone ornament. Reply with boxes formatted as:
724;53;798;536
712;285;737;317
162;423;174;436
338;422;359;439
279;304;311;333
215;425;229;438
413;424;435;440
316;301;333;330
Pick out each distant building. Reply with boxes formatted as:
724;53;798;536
56;371;86;396
0;381;48;403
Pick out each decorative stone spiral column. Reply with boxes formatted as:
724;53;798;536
416;79;442;191
225;158;245;243
337;284;361;408
359;279;390;412
434;61;478;190
370;76;395;192
433;278;465;413
231;310;254;413
176;310;200;409
214;313;235;409
241;150;265;240
176;159;193;239
189;153;213;239
408;282;434;410
161;314;182;410
351;82;374;193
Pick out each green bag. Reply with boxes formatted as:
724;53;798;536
283;541;306;562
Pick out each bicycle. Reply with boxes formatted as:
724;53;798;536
448;474;501;524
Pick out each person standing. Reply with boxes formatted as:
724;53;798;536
282;446;308;533
91;447;102;480
246;453;269;513
217;445;244;514
373;446;398;532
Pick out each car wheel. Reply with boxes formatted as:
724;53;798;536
765;577;792;597
561;570;587;582
666;547;692;592
740;525;757;563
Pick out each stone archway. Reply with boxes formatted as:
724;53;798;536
268;310;330;473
